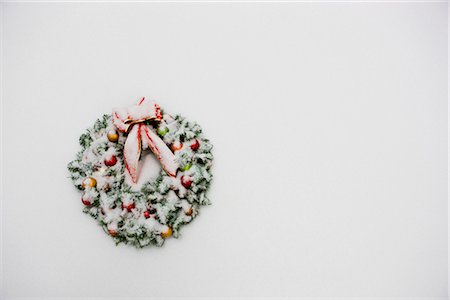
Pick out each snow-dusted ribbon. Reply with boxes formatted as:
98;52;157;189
112;97;178;183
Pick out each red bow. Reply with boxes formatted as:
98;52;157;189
112;97;178;183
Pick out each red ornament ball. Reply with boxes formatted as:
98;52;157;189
181;175;193;189
122;202;135;212
104;155;117;167
190;139;200;151
143;210;151;219
81;197;92;206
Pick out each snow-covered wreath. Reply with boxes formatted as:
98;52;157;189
67;98;213;248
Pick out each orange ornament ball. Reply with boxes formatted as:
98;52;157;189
171;141;183;151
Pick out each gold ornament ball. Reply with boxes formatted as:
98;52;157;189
107;131;119;142
161;226;173;238
82;177;97;188
185;207;193;216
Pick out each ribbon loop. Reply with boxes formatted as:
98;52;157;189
112;98;178;183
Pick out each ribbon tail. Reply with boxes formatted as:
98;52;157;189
124;125;142;183
141;125;179;177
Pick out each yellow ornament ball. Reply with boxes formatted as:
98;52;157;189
82;177;97;188
161;226;173;238
107;131;119;142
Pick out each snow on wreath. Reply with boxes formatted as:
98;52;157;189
68;97;214;248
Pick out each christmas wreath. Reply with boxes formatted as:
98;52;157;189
67;98;213;248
